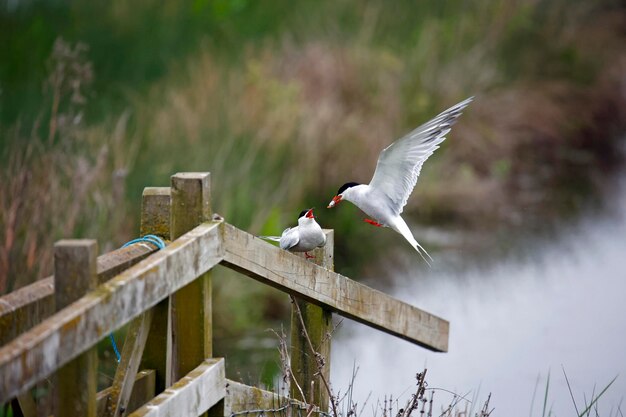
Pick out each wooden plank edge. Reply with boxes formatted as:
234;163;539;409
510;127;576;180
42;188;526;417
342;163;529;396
0;221;223;403
220;223;449;352
225;379;309;416
0;243;159;346
0;280;55;347
128;358;225;417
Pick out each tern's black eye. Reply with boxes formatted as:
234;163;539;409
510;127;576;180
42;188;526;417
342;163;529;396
337;182;360;195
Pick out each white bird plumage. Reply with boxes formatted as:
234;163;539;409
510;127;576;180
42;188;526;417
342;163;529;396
260;209;326;258
327;97;474;265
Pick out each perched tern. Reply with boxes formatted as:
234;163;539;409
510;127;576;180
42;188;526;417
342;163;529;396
327;97;474;264
260;208;326;259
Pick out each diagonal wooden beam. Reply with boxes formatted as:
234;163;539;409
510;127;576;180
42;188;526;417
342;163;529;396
105;309;154;417
16;393;36;417
96;370;156;417
221;223;449;352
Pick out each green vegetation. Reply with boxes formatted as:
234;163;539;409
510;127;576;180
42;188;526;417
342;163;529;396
1;0;624;385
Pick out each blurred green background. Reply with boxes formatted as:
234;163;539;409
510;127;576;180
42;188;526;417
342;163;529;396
1;0;625;393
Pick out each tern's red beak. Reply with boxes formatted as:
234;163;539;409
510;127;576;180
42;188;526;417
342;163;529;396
327;195;342;208
305;209;314;219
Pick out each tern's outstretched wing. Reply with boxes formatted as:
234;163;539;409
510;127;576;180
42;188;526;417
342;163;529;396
369;97;473;215
279;227;299;250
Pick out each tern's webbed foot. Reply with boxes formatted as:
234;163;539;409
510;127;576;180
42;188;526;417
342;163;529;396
305;252;315;259
364;218;383;227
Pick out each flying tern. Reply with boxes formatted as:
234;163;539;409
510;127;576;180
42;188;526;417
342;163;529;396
327;97;474;264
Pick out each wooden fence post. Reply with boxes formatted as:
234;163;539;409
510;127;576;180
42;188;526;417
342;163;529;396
290;230;334;411
139;187;172;394
170;173;213;382
140;187;172;239
53;239;98;417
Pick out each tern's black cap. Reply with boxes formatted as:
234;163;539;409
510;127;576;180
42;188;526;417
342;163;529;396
298;208;313;218
337;182;360;195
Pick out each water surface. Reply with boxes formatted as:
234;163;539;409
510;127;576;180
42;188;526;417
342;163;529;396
332;176;626;416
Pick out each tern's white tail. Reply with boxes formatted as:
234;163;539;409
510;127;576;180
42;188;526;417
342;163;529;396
391;217;433;266
259;235;281;242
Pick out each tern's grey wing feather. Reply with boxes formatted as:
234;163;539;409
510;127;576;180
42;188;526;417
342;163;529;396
318;232;327;248
369;97;473;215
279;227;299;250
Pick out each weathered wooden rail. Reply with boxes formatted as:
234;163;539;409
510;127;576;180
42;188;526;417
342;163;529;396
0;172;449;417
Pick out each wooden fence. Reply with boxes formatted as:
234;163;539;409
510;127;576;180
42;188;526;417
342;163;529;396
0;172;449;417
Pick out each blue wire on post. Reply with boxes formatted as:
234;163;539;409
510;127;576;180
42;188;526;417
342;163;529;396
109;234;167;362
121;234;166;251
109;333;122;362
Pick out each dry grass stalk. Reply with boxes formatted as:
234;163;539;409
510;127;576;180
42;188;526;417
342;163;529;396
0;38;134;294
273;298;492;417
